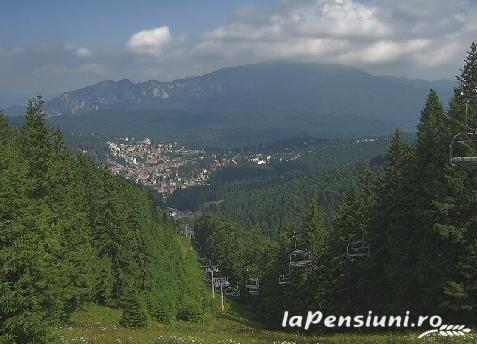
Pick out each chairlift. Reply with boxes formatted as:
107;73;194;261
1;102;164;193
224;284;240;297
245;278;259;290
289;235;312;268
346;240;370;262
289;250;312;267
449;129;477;165
278;273;292;286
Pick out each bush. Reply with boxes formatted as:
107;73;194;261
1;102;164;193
177;298;205;322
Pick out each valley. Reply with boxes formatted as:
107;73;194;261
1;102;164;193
3;1;477;343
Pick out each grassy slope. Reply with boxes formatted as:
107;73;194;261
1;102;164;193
58;302;475;344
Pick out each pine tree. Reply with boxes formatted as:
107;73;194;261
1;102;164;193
416;89;448;170
457;42;477;93
370;129;416;312
19;96;51;199
409;90;458;313
119;292;148;328
302;201;328;259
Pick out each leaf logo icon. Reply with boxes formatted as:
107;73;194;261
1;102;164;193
418;324;471;338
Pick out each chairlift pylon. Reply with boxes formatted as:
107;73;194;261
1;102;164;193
213;277;229;288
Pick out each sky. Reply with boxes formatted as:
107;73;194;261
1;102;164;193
1;0;476;106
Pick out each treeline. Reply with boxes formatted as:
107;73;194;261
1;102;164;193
0;98;208;343
194;43;477;326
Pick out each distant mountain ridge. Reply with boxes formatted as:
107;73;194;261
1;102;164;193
3;62;455;145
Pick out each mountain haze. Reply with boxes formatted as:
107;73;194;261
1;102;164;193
3;62;454;145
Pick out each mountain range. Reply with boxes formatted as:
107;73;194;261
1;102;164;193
3;62;455;146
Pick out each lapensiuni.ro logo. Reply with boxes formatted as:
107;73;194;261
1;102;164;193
281;311;472;338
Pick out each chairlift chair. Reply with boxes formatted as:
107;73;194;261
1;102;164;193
289;249;312;267
278;274;292;286
289;236;312;268
449;129;477;165
245;278;259;290
231;288;241;297
223;286;233;294
224;284;240;297
346;240;370;261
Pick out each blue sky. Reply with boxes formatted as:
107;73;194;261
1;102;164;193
1;0;476;106
0;1;269;48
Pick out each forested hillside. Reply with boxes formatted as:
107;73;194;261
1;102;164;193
169;137;393;236
193;43;477;327
0;98;208;343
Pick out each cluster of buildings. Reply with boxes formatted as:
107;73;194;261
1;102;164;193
249;152;301;164
355;137;378;144
105;136;328;198
105;137;240;196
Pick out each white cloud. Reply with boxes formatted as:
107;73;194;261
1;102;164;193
337;39;430;64
190;0;477;75
75;47;93;58
127;26;171;57
65;45;93;58
0;47;24;57
289;0;392;39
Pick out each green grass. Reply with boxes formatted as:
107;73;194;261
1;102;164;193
58;303;476;344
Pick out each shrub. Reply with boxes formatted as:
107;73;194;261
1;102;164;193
177;298;205;323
